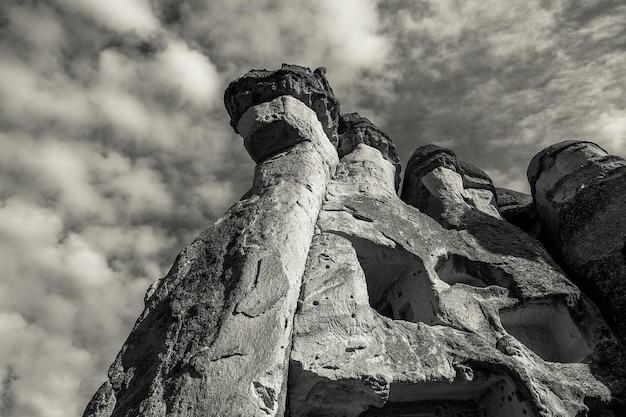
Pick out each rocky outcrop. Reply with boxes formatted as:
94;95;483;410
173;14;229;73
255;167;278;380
529;140;626;346
85;66;626;417
288;136;622;416
84;70;338;417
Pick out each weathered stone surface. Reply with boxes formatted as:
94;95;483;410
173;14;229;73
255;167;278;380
496;188;540;235
401;145;501;228
85;67;626;417
83;95;338;417
529;140;626;347
337;113;402;190
289;135;623;415
224;63;341;146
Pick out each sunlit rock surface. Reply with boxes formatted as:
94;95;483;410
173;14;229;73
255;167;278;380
529;140;626;349
84;66;626;417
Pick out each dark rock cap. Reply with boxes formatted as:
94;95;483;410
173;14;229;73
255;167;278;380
526;140;608;193
224;64;341;145
337;113;402;190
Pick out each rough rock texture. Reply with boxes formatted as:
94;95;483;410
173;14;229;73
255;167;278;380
83;93;338;417
401;145;501;228
85;66;626;417
224;63;341;147
496;188;540;235
528;140;626;347
337;113;402;190
289;135;624;416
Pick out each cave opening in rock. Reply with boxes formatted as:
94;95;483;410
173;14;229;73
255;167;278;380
359;375;537;417
434;253;514;288
500;302;594;363
341;235;439;325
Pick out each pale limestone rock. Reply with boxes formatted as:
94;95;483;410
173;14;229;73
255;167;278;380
337;113;402;190
529;140;626;349
83;94;338;417
289;126;621;416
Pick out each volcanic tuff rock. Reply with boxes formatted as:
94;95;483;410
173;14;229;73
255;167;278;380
528;141;626;348
85;65;626;417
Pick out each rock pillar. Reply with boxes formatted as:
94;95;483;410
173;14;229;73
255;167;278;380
528;140;626;344
401;145;501;229
83;67;338;417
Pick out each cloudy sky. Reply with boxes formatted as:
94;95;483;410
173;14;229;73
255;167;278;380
0;0;624;415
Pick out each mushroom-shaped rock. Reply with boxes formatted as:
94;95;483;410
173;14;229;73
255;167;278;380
401;144;500;227
224;63;341;146
83;84;339;417
337;113;402;191
528;140;626;345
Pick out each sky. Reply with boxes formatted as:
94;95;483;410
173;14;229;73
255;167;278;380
0;0;624;416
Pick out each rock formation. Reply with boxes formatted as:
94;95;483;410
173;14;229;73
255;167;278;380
84;64;626;417
528;141;626;348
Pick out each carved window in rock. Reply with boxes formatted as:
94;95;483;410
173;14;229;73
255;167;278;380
500;303;594;363
346;235;595;365
434;254;514;288
359;376;536;417
344;235;438;325
435;254;595;364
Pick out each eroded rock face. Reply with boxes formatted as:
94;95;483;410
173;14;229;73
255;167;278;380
529;140;626;346
401;145;501;228
85;66;626;417
337;113;402;190
83;92;338;416
289;124;624;416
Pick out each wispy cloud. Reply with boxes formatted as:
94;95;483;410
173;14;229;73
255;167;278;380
372;0;626;190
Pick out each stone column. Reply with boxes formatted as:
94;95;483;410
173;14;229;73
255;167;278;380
528;140;626;344
83;67;339;417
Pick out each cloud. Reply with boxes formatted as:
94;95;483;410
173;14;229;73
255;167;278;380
0;312;94;417
56;0;159;34
165;0;391;106
0;198;149;416
371;0;626;191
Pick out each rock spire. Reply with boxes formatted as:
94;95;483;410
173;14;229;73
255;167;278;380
85;64;626;417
